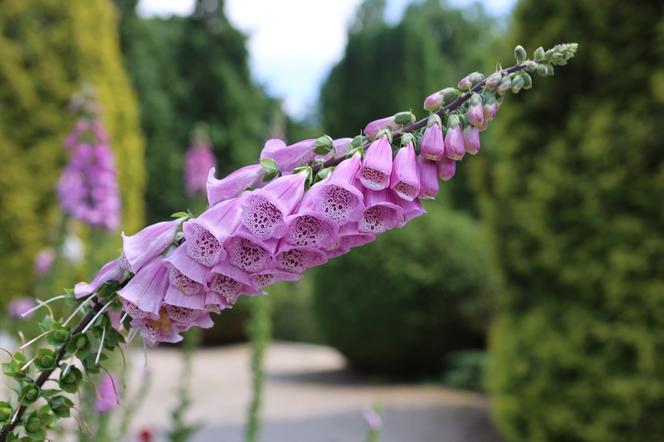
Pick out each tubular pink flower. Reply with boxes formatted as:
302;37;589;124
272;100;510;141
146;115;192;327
224;227;278;273
250;269;302;289
417;157;439;200
483;101;498;121
184;142;216;196
206;165;266;206
240;171;307;240
338;223;375;249
95;373;119;413
396;197;426;225
275;243;328;274
34;248;55;277
420;123;445;161
364;116;397;138
74;258;124;299
359;136;393;191
8;298;37;319
283;212;339;248
463;126;481;155
183;198;242;266
260;138;316;172
467;102;485;127
312;155;365;223
121;219;183;273
390;142;420;201
358;189;404;234
117;260;169;316
163;246;208;309
206;260;258;308
444;125;465;161
437;158;457;181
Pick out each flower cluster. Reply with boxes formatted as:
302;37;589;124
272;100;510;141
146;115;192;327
57;88;121;231
0;43;578;442
70;43;579;347
184;132;216;197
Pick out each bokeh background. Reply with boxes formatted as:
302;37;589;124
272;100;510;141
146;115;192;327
0;0;662;441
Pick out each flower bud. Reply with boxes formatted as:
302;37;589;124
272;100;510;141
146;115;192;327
484;72;502;90
522;72;533;90
534;46;545;61
437;158;456;181
511;74;524;93
420;121;445;161
423;92;444;112
26;416;42;433
314;135;334;155
393;111;416;126
497;76;512;96
463;126;480;155
364;116;397;138
467;93;484;127
351;135;366;148
0;403;12;422
458;74;473;92
444;125;465;161
536;63;548;77
441;87;460;105
483;99;498;121
514;45;527;63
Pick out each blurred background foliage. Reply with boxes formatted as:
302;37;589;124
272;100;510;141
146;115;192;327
0;0;145;302
0;0;662;441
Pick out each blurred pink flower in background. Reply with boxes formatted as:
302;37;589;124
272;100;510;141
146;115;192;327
33;248;55;277
7;297;37;319
185;140;216;197
95;373;120;412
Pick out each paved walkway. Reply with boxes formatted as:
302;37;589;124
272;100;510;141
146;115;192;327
126;342;503;442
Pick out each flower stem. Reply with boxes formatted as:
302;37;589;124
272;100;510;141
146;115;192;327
0;301;105;441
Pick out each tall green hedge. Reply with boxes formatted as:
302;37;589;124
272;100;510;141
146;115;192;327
313;203;493;376
474;1;664;440
0;0;145;300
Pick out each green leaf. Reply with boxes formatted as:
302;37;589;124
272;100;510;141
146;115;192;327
260;157;280;182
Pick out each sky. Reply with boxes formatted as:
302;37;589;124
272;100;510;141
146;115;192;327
138;0;516;118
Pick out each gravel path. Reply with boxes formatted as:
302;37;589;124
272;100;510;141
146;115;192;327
126;342;503;442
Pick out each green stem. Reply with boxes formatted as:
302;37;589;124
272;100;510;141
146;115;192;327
246;297;271;442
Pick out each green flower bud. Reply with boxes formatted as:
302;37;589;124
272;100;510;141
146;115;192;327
468;72;485;87
534;46;545;61
0;403;12;422
536;63;549;77
75;335;88;349
35;349;55;370
484;72;502;90
524;60;538;72
400;133;415;146
313;135;334;155
53;328;69;344
21;385;40;404
25;416;41;433
522;72;533;90
441;87;460;105
496;76;512;96
511;74;524;93
350;135;366;148
545;63;555;76
393;111;415;126
447;114;461;128
514;45;527;63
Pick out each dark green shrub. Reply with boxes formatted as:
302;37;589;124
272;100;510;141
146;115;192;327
313;202;493;376
473;0;664;440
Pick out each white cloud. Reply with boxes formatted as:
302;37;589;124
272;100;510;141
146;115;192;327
137;0;194;17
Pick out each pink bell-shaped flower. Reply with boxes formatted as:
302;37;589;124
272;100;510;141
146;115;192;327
206;165;266;206
260;138;316;172
240;171;307;240
117;260;170;317
463;126;481;155
358;188;404;234
310;154;365;224
358;136;393;191
74;258;124;299
121;219;183;273
224;227;278;273
437;158;457;181
444;124;465;161
390;142;420;201
183;198;242;266
275;242;328;274
417;157;439;200
420;123;445;161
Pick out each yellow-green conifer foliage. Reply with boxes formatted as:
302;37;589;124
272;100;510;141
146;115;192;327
0;0;145;300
